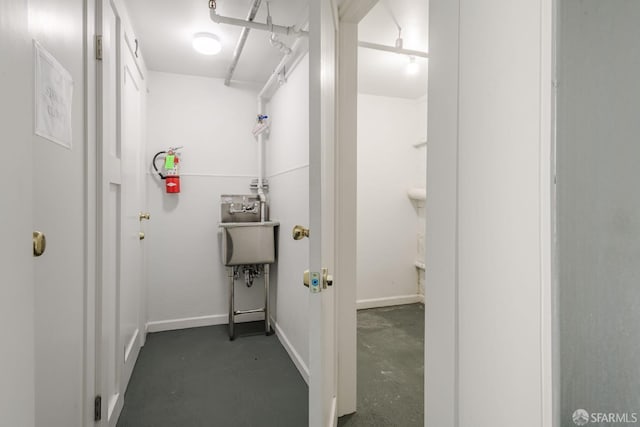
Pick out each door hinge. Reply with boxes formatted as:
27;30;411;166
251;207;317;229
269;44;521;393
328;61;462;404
95;35;103;61
94;395;102;421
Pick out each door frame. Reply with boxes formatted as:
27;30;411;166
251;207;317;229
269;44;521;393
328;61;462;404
334;0;378;417
335;0;555;424
422;0;555;425
88;0;148;424
84;0;99;425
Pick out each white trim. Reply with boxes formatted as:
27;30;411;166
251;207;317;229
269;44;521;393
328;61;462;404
268;164;310;179
356;294;423;310
328;396;338;427
274;321;310;384
540;0;554;425
107;392;121;421
145;313;265;333
123;329;139;363
147;172;257;179
84;1;98;426
336;19;359;418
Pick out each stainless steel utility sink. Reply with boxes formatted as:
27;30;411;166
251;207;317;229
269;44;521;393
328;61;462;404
219;221;279;266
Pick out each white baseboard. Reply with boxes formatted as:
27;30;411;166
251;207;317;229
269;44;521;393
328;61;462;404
146;312;265;333
274;321;309;384
356;294;424;310
328;396;337;427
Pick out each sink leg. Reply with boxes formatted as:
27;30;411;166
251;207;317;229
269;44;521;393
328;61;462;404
264;264;272;335
228;267;235;340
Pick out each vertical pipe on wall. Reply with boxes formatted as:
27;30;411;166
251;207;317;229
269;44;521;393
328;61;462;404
255;35;308;221
257;97;266;220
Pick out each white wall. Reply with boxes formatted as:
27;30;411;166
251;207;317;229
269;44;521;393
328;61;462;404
145;71;265;330
414;96;428;188
356;94;426;305
414;97;427;296
425;0;552;426
266;55;310;379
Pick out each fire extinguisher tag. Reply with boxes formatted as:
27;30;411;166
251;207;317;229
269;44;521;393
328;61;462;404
164;154;175;170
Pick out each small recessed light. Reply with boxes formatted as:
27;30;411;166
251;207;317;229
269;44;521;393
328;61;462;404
406;56;419;75
193;33;221;55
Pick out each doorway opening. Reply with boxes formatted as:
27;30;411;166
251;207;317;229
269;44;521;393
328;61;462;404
338;0;428;425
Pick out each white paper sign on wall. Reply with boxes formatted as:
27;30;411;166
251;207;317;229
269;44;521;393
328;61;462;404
34;41;73;149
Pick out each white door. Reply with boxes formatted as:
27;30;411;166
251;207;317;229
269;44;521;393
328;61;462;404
119;24;145;390
308;0;338;426
96;0;122;421
29;0;88;424
96;0;146;423
0;0;35;426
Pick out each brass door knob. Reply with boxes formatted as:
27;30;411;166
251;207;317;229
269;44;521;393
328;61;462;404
139;212;151;221
292;225;309;240
33;231;46;257
139;232;145;240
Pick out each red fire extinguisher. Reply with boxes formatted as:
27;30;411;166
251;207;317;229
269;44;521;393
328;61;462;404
153;147;182;194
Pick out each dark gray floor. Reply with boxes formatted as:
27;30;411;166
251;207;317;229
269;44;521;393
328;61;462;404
339;304;425;427
117;304;423;427
117;322;308;427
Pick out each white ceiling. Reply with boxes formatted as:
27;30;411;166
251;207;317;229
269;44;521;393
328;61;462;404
124;0;307;84
124;0;427;99
358;0;429;99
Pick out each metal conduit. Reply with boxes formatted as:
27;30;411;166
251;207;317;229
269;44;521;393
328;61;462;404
224;0;262;86
357;41;429;58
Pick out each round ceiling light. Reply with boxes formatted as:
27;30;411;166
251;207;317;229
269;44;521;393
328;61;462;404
192;33;221;55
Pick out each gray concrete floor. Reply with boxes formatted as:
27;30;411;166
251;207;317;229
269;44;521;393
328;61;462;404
117;304;423;426
339;303;425;427
116;322;307;427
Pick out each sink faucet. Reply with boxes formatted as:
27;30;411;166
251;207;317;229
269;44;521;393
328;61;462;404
229;201;259;214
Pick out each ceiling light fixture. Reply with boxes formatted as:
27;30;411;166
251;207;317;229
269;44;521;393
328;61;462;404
192;32;221;55
407;56;419;75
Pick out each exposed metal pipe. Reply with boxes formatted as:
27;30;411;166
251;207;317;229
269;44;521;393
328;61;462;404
258;36;307;100
224;0;262;86
358;41;429;59
254;34;308;222
257;97;266;220
209;7;308;37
